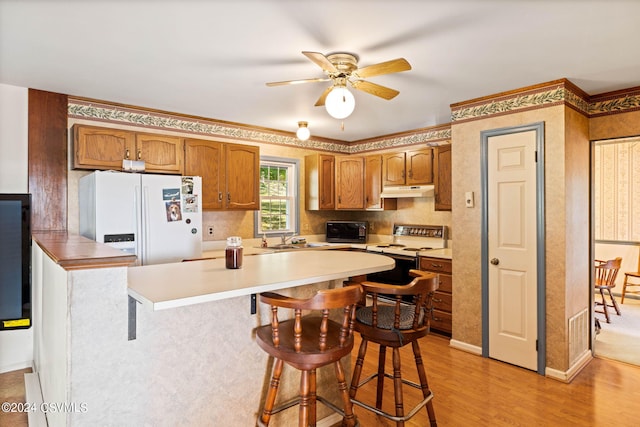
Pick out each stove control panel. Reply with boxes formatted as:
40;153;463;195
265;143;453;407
393;224;448;239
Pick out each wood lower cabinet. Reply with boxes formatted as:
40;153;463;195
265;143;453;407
305;154;335;210
420;256;452;336
434;144;452;211
336;156;364;210
183;138;259;210
73;125;183;174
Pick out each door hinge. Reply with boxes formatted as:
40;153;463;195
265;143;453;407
535;151;538;162
536;339;538;351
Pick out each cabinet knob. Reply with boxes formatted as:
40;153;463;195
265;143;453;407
137;149;142;160
125;149;130;160
408;169;413;178
218;192;223;202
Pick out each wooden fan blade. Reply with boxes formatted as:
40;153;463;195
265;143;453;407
302;51;338;73
266;77;330;87
351;80;399;100
353;58;411;79
314;86;333;106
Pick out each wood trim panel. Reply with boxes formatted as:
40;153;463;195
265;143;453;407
28;89;68;232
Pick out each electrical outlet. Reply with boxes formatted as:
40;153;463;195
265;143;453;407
207;226;214;235
303;223;310;231
369;222;375;233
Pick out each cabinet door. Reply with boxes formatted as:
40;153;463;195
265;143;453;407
434;144;452;211
73;125;135;170
135;133;183;174
184;139;224;210
336;156;364;210
382;152;406;186
305;154;335;210
225;144;259;210
365;155;383;210
406;148;433;185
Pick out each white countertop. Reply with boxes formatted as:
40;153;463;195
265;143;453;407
419;248;452;259
128;250;394;311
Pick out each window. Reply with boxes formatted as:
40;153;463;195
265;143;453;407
594;137;640;243
255;156;299;237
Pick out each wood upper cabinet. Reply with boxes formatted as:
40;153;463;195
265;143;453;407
336;156;365;210
74;124;135;170
183;139;224;210
406;148;433;185
305;154;335;210
135;133;183;174
382;148;434;186
225;143;259;210
365;155;396;211
183;138;259;210
434;144;452;211
73;125;183;174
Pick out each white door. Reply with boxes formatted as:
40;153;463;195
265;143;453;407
487;130;538;370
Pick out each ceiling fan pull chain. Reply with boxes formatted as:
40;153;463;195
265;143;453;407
341;121;345;131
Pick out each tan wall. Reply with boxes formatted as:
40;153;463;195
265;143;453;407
590;110;640;141
451;104;590;371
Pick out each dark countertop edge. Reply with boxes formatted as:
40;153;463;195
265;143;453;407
32;232;137;271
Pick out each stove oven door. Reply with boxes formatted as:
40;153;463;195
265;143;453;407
366;253;418;303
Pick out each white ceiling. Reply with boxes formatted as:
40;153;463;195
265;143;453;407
2;0;640;142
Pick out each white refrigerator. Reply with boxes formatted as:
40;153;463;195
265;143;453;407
79;171;203;265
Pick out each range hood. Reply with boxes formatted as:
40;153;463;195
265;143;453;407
380;185;435;198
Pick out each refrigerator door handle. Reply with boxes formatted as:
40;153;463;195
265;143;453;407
141;186;151;265
134;185;143;266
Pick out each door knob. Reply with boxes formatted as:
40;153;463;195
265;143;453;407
490;258;500;265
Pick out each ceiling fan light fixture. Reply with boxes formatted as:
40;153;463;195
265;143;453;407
296;121;310;141
325;86;355;119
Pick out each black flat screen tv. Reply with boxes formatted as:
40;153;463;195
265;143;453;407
0;193;31;330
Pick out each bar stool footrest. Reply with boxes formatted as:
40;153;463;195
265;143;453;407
351;372;434;423
257;395;360;427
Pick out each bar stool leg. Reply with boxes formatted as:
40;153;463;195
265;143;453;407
392;347;405;426
261;358;284;426
334;360;357;427
412;340;437;426
309;369;317;426
376;345;387;409
349;338;368;401
300;370;311;427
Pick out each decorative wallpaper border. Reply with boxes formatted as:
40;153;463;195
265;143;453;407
589;89;640;117
68;100;450;154
451;83;590;123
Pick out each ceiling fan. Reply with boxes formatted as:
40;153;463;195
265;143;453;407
266;51;411;119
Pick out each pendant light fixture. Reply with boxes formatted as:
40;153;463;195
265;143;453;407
296;121;310;141
324;84;355;119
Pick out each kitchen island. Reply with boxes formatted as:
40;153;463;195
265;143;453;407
30;233;393;427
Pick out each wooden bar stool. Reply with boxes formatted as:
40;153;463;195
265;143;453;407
349;269;438;427
256;285;362;427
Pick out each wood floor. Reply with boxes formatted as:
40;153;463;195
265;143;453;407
3;335;640;426
340;333;640;426
0;367;30;427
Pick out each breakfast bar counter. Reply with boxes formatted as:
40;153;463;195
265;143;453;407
31;234;394;427
128;250;393;310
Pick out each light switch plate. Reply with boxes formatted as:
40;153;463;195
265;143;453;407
465;191;474;208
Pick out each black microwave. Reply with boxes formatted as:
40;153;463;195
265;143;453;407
326;221;368;244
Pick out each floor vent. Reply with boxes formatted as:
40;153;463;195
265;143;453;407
569;308;589;365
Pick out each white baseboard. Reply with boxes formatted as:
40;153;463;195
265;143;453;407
545;350;593;383
0;360;32;374
24;372;48;427
317;413;342;427
449;339;483;355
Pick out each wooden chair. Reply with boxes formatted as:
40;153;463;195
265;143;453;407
594;257;622;323
621;248;640;304
255;285;362;427
349;269;438;427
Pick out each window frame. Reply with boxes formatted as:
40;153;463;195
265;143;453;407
254;156;300;238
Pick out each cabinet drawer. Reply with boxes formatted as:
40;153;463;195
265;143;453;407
430;309;452;334
432;291;452;312
420;257;452;274
435;274;452;294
